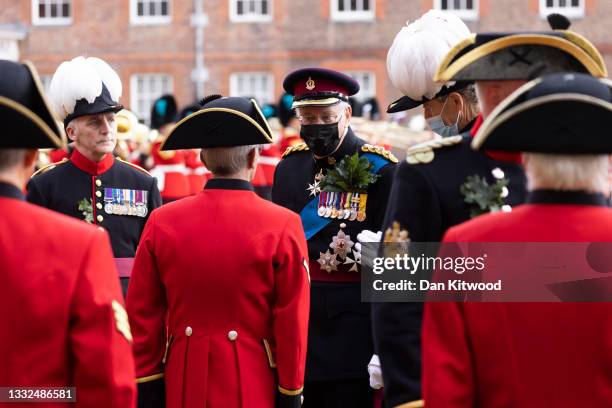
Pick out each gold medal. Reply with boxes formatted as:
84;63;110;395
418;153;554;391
357;211;366;222
331;207;339;219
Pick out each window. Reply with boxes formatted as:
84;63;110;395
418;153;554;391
32;0;72;26
434;0;479;21
539;0;584;18
130;0;171;25
230;0;272;22
331;0;375;22
130;74;174;126
229;72;274;105
345;71;376;102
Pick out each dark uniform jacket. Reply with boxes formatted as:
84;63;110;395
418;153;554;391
26;148;162;289
272;128;396;382
372;119;527;407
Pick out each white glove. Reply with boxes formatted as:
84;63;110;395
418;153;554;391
356;230;382;270
368;354;384;390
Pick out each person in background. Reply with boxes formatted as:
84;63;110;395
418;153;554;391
149;94;191;203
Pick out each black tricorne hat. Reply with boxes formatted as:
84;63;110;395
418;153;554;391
435;16;607;83
283;68;360;108
150;94;178;130
0;60;64;149
473;73;612;154
160;95;274;150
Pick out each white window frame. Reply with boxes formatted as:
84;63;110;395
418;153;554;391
130;74;174;126
345;71;376;102
130;0;172;26
433;0;479;21
229;72;274;105
539;0;584;19
330;0;375;22
229;0;273;23
31;0;72;26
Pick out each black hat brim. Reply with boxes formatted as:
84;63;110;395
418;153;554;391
0;95;63;149
474;86;612;154
0;61;64;149
386;82;472;113
161;100;273;150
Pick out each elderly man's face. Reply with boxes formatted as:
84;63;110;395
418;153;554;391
67;112;117;160
295;102;352;157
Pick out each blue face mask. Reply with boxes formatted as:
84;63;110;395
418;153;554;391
426;97;460;137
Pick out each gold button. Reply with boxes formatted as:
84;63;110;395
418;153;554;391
95;179;102;187
96;203;103;210
95;191;102;197
185;326;193;337
97;215;103;223
227;330;238;341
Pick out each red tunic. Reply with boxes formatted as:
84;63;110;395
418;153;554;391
183;149;211;195
127;178;310;407
0;182;136;407
150;141;191;200
423;191;612;408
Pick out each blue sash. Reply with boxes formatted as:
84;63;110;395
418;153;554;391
300;153;390;240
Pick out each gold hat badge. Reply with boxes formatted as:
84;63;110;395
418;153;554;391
306;77;316;91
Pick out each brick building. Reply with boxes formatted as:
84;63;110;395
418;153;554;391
0;0;609;124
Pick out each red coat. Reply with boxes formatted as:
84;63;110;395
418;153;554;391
0;182;135;407
126;178;310;408
423;191;612;408
183;149;211;195
150;141;191;200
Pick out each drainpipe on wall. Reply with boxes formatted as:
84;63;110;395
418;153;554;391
191;0;208;101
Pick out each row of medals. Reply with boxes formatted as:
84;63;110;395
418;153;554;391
317;191;367;221
105;202;148;217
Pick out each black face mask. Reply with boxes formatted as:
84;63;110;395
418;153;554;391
300;122;342;157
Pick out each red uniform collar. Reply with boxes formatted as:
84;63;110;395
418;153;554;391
70;148;115;175
470;114;522;164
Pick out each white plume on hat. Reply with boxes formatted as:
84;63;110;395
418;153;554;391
387;9;471;102
48;56;122;121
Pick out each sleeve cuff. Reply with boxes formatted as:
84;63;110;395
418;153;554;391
278;385;303;396
136;373;165;383
394;400;424;408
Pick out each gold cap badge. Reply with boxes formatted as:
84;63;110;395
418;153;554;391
306;77;315;91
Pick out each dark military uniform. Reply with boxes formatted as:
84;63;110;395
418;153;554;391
27;148;161;293
273;128;396;407
372;123;526;407
375;19;608;407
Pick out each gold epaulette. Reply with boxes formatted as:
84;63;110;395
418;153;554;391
117;157;152;176
361;144;399;164
281;143;309;158
405;135;463;164
31;158;68;178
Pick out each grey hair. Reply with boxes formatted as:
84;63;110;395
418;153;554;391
525;153;610;193
200;144;261;177
0;149;26;172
